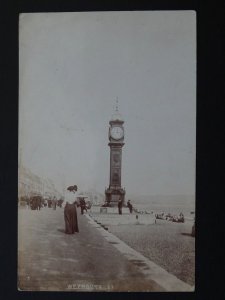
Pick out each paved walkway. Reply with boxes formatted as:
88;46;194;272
18;207;192;292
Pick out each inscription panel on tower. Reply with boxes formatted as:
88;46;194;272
112;150;121;167
111;169;120;185
110;149;121;186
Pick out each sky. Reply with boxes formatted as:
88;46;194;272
19;11;196;197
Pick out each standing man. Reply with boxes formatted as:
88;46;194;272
127;200;133;214
118;197;123;215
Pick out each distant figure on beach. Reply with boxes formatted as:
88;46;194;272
118;198;122;215
179;212;184;222
63;185;79;234
127;200;133;213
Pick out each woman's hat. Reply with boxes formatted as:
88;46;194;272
67;185;78;192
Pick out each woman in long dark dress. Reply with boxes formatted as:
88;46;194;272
63;187;79;234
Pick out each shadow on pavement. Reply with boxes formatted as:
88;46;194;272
57;228;65;233
181;233;194;237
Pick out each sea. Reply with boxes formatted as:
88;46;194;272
129;195;195;218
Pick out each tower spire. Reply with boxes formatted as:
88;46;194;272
115;96;119;112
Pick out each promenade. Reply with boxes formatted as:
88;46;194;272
18;206;193;292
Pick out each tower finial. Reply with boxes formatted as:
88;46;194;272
115;97;118;112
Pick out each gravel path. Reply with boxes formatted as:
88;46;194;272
107;219;195;286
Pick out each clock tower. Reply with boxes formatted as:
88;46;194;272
105;105;126;206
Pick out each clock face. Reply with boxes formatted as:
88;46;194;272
110;126;124;140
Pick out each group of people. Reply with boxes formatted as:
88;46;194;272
63;186;134;234
118;198;133;215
